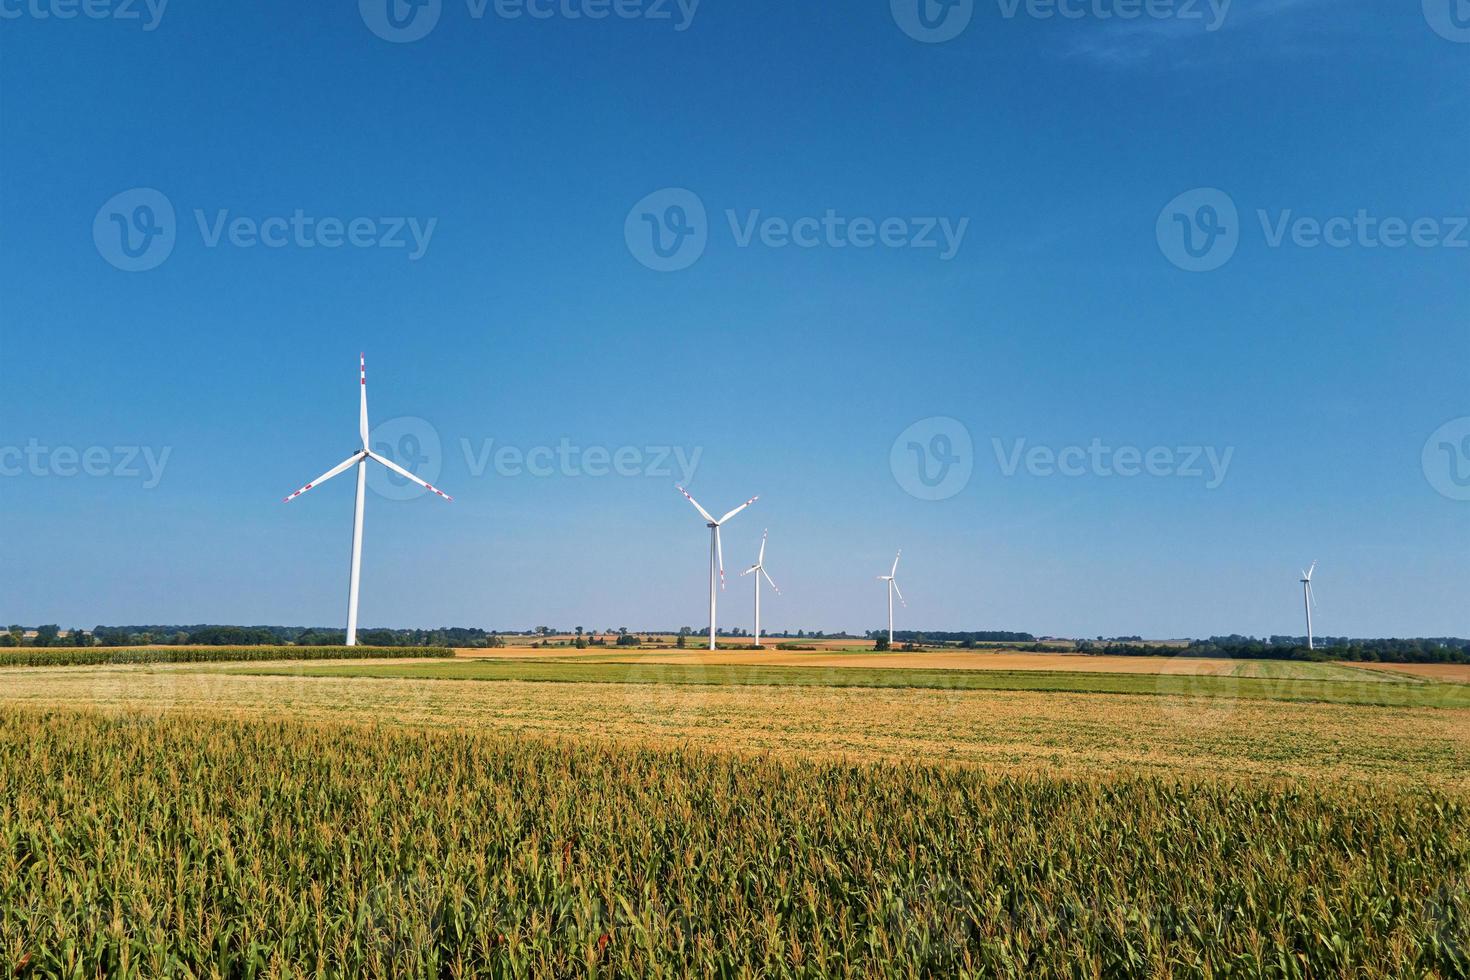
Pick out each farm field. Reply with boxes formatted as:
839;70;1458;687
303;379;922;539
459;648;1240;673
1349;661;1470;684
1;706;1466;978
3;654;1468;976
228;656;1470;710
2;659;1468;788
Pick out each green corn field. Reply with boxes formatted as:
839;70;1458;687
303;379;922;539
0;646;449;669
1;707;1465;978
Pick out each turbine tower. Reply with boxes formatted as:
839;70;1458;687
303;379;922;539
740;529;780;648
1300;560;1318;650
677;487;758;651
878;550;906;646
283;354;452;646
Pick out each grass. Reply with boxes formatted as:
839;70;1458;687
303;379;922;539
227;657;1470;710
1;707;1466;978
0;645;449;667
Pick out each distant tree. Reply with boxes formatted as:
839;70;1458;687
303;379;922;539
34;625;60;647
874;635;890;652
675;632;687;649
616;633;639;647
0;632;15;647
486;633;505;648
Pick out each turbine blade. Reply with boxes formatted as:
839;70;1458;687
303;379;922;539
717;495;759;525
740;564;759;577
758;529;767;564
891;550;902;577
892;579;906;607
677;486;716;524
359;353;369;449
715;525;725;590
762;568;779;594
283;452;363;502
367;450;452;501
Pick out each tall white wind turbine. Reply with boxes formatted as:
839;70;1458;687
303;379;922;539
283;354;452;646
878;550;906;646
740;529;780;648
677;487;758;651
1300;560;1318;650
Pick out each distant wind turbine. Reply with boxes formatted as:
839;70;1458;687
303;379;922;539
740;529;780;648
283;354;452;646
878;550;906;646
1300;560;1318;650
677;487;758;651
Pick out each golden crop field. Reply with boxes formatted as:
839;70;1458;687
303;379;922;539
2;653;1468;977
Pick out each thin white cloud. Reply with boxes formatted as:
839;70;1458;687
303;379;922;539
1055;0;1350;69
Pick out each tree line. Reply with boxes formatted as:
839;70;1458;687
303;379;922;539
1075;636;1470;664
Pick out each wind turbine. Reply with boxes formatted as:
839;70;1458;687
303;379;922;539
878;550;906;647
677;487;758;651
283;354;452;646
1300;561;1318;650
740;529;780;648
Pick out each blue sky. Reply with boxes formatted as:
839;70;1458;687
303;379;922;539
1;0;1466;638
